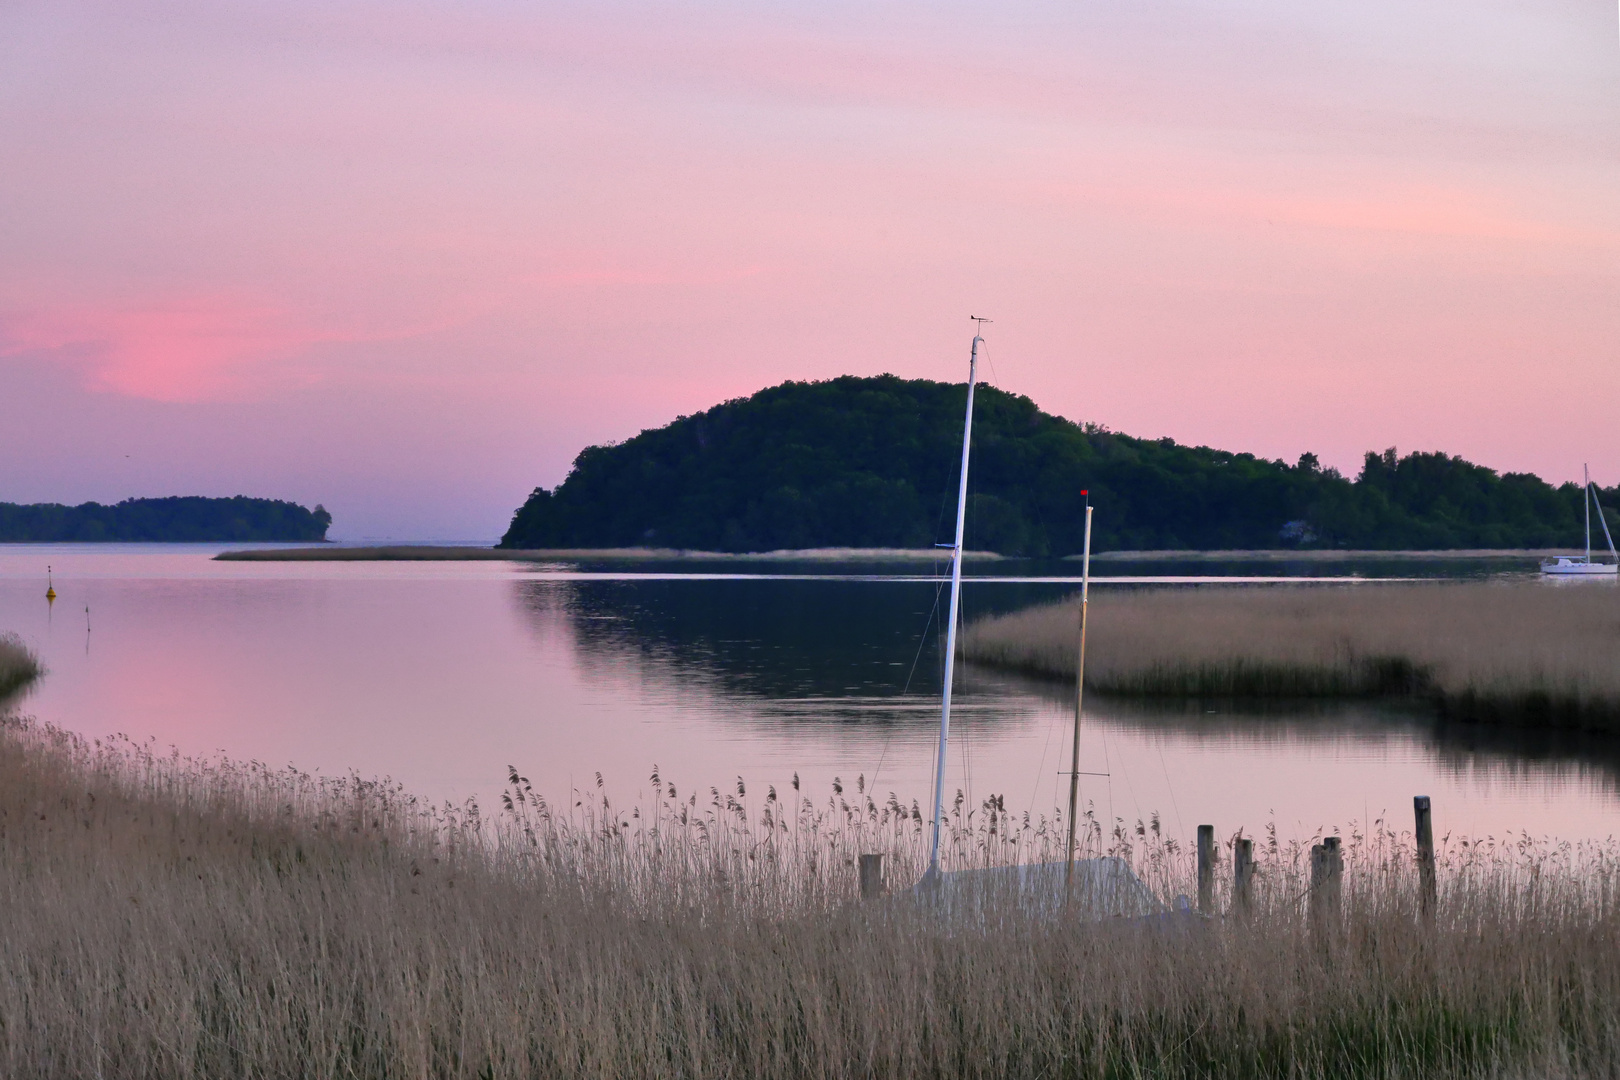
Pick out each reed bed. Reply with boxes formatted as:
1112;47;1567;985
961;581;1620;730
0;633;41;700
3;712;1620;1078
214;546;1003;562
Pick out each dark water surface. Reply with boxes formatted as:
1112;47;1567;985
2;544;1616;845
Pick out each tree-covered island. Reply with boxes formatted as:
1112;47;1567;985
500;375;1616;556
0;497;332;542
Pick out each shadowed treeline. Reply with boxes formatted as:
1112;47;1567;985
500;376;1617;555
0;496;331;542
3;713;1620;1077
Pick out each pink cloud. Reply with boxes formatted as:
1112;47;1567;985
1040;175;1607;248
2;300;332;402
0;289;521;403
4;0;1618;536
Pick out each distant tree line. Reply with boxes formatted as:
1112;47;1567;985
500;375;1617;555
0;497;332;542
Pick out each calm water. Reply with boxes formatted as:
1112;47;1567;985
2;544;1618;846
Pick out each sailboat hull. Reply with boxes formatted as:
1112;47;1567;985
1541;467;1617;575
1540;558;1618;576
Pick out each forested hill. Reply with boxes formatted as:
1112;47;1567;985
0;497;332;542
500;376;1615;555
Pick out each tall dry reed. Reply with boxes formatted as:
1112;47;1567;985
3;711;1620;1077
961;581;1620;729
0;633;41;701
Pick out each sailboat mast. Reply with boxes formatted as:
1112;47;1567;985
927;327;983;876
1593;470;1618;562
1064;502;1093;896
1587;464;1593;564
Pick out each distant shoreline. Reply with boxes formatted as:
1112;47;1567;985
1084;548;1571;562
214;545;1007;562
214;544;1574;563
0;495;331;544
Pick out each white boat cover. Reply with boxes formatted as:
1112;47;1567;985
911;857;1164;921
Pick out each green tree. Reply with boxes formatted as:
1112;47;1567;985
499;377;1602;554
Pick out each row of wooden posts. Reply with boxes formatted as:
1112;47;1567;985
856;796;1441;910
1198;795;1439;917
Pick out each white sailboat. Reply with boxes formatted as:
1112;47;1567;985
911;321;1163;919
1540;464;1617;576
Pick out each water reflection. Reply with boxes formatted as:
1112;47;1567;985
517;575;1620;840
515;576;1069;707
1016;684;1620;798
2;545;1616;844
520;574;1620;773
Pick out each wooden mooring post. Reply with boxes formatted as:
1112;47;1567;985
1310;836;1342;926
1233;837;1254;915
859;853;885;900
1196;825;1215;914
1415;795;1436;918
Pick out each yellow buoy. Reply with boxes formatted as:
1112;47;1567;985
46;565;56;602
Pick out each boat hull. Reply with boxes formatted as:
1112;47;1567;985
1540;559;1618;576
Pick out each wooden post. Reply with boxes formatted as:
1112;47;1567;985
1323;836;1342;915
859;853;885;900
1414;795;1436;918
1196;825;1215;914
1310;838;1342;927
1233;837;1254;915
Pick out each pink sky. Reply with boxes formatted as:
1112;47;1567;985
3;0;1619;539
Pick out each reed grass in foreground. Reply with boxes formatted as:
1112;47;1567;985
3;713;1620;1078
962;582;1620;730
0;633;41;701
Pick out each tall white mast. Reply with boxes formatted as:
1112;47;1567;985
1590;466;1617;562
926;320;985;879
1586;463;1593;564
1064;500;1093;898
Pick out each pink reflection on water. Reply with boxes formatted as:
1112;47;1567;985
1;545;1616;847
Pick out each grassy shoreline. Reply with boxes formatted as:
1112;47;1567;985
216;544;1575;563
962;581;1620;731
215;544;1008;562
1084;547;1575;561
2;712;1619;1077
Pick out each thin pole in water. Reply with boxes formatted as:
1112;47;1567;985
1064;498;1093;898
926;320;985;879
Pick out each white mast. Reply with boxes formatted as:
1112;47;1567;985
1064;500;1093;898
1592;468;1617;562
1586;463;1593;564
926;320;985;879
